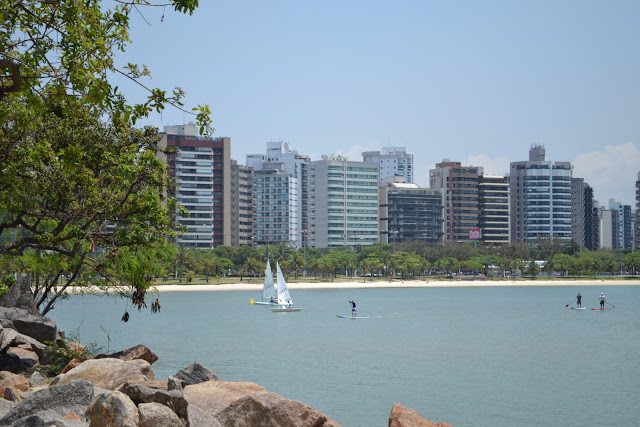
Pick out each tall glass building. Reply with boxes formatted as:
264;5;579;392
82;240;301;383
509;145;573;243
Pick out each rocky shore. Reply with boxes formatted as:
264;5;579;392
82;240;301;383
0;277;452;426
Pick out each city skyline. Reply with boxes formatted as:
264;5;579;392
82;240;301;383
115;1;640;206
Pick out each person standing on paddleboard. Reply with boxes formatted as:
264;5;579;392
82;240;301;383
576;292;582;308
349;300;357;317
599;293;606;310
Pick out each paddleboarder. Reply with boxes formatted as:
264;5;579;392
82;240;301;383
349;300;357;317
599;293;606;310
576;292;582;308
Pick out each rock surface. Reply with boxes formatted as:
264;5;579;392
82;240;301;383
52;358;154;390
138;402;183;427
389;403;453;427
173;361;218;385
0;274;38;315
87;389;139;427
0;379;94;425
0;307;57;344
184;380;340;427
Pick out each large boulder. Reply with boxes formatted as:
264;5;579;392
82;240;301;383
0;326;48;361
121;383;188;423
138;402;183;427
0;307;57;344
173;361;218;385
98;344;158;365
86;390;139;427
389;403;453;427
0;353;26;374
0;274;38;314
0;379;94;425
51;358;154;390
184;380;340;427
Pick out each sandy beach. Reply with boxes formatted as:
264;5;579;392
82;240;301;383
150;279;636;293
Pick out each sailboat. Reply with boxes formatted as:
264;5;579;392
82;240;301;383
250;259;278;305
270;262;302;312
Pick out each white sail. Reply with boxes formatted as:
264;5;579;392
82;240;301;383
263;259;276;302
276;262;292;306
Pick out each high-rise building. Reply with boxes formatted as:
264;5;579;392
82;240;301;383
379;182;443;246
509;145;573;244
230;160;255;247
247;142;309;248
158;124;231;248
254;169;298;247
362;147;414;184
478;175;510;245
600;207;618;250
583;184;599;251
571;178;599;251
310;155;379;249
636;172;640;250
429;160;483;242
609;199;632;249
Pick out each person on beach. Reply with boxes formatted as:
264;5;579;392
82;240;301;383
576;292;582;308
599;293;606;310
349;300;357;317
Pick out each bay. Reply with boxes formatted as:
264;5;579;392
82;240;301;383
50;285;640;427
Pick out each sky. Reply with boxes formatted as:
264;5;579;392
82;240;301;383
115;0;640;206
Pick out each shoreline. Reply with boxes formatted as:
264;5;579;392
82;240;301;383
149;279;637;293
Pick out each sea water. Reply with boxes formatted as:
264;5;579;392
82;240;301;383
50;285;640;427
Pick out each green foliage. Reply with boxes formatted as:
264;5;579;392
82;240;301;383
43;330;103;376
0;274;14;298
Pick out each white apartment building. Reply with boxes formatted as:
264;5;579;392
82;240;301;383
310;155;379;249
247;142;309;248
362;146;414;184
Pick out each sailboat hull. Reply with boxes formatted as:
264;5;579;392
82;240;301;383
253;301;278;306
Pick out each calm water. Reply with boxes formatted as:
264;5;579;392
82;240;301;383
50;285;640;427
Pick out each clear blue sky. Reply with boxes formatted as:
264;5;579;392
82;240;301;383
116;0;640;206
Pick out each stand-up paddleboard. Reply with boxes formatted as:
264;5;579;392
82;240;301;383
570;307;586;310
591;308;611;310
336;315;369;319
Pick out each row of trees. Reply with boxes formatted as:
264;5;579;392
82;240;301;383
171;239;640;281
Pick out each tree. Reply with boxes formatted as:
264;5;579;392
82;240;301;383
1;1;211;313
624;252;640;276
552;254;574;277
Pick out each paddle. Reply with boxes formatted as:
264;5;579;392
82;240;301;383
606;301;616;308
564;299;575;308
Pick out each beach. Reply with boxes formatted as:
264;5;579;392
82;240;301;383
151;278;636;292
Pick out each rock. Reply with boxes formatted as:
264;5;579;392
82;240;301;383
216;393;340;427
183;380;340;427
98;344;158;365
173;362;218;385
121;379;173;391
389;403;453;427
7;347;39;368
121;383;188;423
29;371;47;388
0;274;38;314
167;376;184;392
0;379;94;425
0;327;47;361
138;402;183;427
0;352;25;374
0;307;57;344
51;358;154;390
0;371;30;395
86;390;139;427
0;398;15;418
61;357;90;374
4;386;19;401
